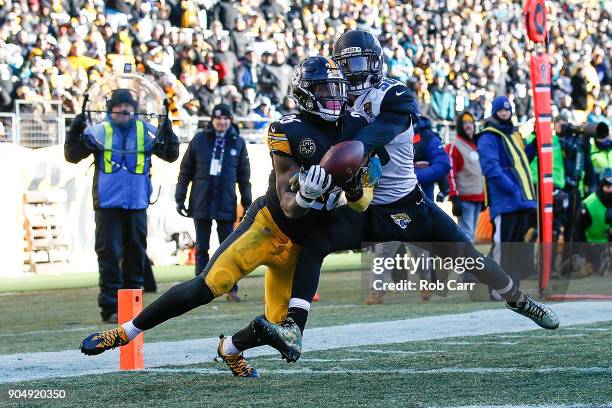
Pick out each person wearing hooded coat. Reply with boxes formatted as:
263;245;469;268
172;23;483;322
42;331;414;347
65;89;179;322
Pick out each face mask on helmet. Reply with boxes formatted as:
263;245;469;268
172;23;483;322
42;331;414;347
334;52;382;95
308;81;347;120
292;77;348;121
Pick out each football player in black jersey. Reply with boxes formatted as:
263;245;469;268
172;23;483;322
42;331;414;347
252;29;560;364
78;56;378;377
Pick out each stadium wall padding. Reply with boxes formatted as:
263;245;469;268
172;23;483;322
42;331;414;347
0;143;272;276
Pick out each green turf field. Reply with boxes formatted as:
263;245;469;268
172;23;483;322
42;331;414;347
0;322;610;407
0;267;611;407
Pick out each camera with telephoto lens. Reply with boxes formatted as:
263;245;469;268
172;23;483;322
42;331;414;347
559;122;609;140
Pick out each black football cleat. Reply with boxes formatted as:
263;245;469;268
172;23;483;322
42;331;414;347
253;316;302;363
506;294;560;330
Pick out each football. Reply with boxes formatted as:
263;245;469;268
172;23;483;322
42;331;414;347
320;141;365;185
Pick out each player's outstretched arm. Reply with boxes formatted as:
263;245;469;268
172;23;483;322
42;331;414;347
352;90;417;155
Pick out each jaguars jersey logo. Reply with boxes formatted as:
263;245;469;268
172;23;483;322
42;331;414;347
299;138;316;157
390;213;411;229
364;101;373;117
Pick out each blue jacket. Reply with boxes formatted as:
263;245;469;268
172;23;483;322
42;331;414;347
175;124;252;221
65;117;180;210
413;116;450;200
477;118;537;220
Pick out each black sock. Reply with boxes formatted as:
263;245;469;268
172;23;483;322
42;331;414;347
133;276;215;331
502;284;525;305
469;256;523;303
287;307;308;334
231;319;263;351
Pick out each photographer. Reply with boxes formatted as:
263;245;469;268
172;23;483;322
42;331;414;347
558;120;608;265
571;168;612;275
527;115;567;243
590;133;612;180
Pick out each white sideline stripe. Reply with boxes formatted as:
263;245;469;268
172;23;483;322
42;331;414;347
260;358;363;362
0;301;611;384
148;366;612;375
438;405;612;408
0;314;232;338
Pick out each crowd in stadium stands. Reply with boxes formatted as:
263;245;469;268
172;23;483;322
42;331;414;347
0;0;609;127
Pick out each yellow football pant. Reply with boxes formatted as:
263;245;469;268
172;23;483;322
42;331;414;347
203;199;301;323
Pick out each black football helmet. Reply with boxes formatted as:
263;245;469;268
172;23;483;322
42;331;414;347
290;56;348;121
332;30;383;95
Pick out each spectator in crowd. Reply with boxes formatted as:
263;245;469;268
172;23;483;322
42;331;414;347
430;73;455;122
1;0;609;131
64;89;179;322
277;95;298;116
447;111;484;244
259;50;292;105
175;104;252;302
235;47;260;91
251;96;275;129
477;96;537;293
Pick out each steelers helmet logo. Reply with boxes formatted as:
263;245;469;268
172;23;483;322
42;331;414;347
299;138;316;157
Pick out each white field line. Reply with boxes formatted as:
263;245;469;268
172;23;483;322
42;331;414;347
436;405;612;408
147;366;612;375
0;314;232;338
0;301;611;384
348;349;447;354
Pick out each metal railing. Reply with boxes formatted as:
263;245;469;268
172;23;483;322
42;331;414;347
5;100;538;149
15;100;65;148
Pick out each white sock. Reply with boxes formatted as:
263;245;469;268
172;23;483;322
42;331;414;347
288;297;311;312
223;336;241;355
121;320;143;341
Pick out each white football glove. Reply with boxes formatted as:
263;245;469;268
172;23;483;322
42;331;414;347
296;165;332;208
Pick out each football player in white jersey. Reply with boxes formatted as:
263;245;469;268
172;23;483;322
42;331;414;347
247;30;560;365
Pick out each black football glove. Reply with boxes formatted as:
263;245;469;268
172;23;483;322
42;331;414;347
450;196;463;217
157;117;174;142
343;168;365;202
176;202;190;217
67;113;86;143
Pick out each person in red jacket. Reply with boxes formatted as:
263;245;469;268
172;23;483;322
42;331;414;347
446;111;484;242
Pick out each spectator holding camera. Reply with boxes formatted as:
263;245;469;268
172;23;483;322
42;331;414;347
175;104;252;301
64;89;179;322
